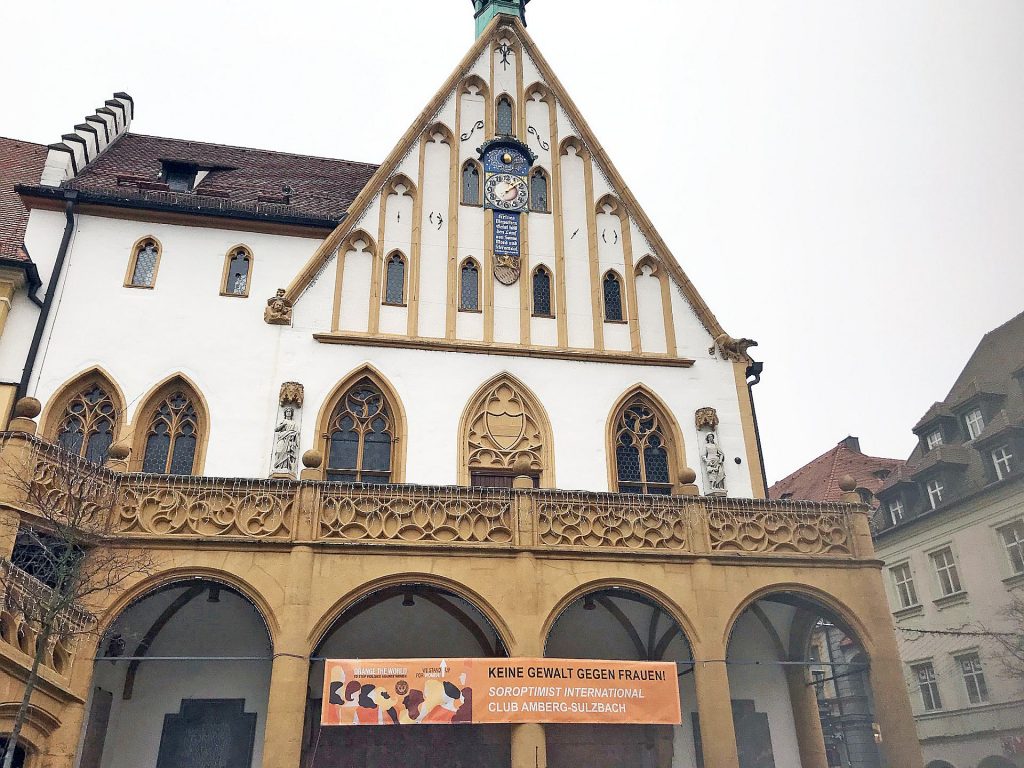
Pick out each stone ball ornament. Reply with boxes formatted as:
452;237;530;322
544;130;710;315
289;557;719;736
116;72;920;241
108;442;131;461
679;467;697;485
302;449;323;469
838;474;857;493
13;397;41;419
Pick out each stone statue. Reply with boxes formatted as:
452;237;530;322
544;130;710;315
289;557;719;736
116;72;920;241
264;288;293;325
272;407;300;475
701;431;728;496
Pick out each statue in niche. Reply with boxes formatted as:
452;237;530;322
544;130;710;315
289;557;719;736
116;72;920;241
701;432;727;495
264;288;293;325
272;407;300;475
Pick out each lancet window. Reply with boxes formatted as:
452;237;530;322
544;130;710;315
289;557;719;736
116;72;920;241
141;391;200;475
126;238;161;288
222;247;252;296
532;266;552;317
613;397;674;495
326;380;394;484
384;252;406;305
496;96;514;136
603;271;624;322
460;259;480;311
462;161;482;206
530;169;549;212
55;384;117;464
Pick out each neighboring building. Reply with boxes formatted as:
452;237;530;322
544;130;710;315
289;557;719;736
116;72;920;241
0;137;46;420
872;311;1024;768
0;4;924;768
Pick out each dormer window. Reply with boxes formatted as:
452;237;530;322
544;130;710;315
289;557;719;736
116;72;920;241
925;430;943;450
965;408;985;440
161;161;197;192
926;478;944;510
992;446;1014;480
888;499;905;525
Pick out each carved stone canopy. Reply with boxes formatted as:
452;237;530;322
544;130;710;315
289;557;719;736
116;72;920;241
279;382;304;408
695;407;719;431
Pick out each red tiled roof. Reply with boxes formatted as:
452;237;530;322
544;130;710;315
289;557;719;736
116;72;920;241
0;137;47;262
769;438;905;506
62;133;379;225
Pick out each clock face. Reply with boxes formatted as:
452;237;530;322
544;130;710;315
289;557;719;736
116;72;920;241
485;173;529;211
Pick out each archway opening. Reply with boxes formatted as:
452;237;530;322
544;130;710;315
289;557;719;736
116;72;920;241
978;757;1017;768
81;578;272;768
302;583;510;768
726;591;880;768
925;761;957;768
545;587;695;768
0;739;26;768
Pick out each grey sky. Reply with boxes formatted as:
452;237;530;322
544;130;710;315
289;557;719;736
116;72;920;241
3;1;1022;483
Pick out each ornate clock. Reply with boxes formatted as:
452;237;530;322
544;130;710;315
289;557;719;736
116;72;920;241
477;139;537;285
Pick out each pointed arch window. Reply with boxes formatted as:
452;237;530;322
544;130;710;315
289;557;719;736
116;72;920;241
462;161;482;206
613;397;674;495
222;246;252;297
603;271;624;322
529;169;549;212
532;266;552;317
496;96;515;137
125;238;161;288
326;380;394;484
384;252;406;305
141;390;200;475
460;259;480;311
55;384;117;464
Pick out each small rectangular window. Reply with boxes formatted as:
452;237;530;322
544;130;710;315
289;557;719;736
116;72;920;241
992;446;1013;480
888;499;905;526
912;662;942;711
956;653;989;705
965;408;985;440
890;563;918;609
997;520;1024;575
926;430;943;450
930;547;962;596
926;478;944;510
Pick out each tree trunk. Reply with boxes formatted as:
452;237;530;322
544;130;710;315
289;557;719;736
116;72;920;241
3;618;54;768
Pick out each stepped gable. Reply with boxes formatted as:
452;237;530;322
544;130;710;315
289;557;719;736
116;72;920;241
0;137;47;262
64;133;379;225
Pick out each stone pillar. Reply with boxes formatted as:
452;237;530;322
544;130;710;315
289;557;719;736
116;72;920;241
260;545;314;768
512;722;546;768
866;631;924;768
40;634;102;768
786;667;829;768
693;658;740;768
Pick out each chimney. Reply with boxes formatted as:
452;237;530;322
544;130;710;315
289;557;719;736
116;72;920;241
40;92;133;187
840;436;861;453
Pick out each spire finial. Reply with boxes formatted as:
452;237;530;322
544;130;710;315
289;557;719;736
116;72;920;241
472;0;529;38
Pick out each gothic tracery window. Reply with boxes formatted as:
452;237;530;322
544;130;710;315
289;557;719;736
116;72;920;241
529;169;548;212
460;259;480;311
141;391;200;475
384;252;406;305
603;271;624;322
127;238;160;288
326;380;394;484
532;266;552;317
614;397;673;495
462;161;481;206
497;96;514;136
55;384;117;464
223;247;251;296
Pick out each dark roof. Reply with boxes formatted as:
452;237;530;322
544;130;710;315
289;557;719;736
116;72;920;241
57;133;379;226
0;137;47;261
769;437;904;506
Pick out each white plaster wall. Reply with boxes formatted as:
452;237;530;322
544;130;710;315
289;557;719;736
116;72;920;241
559;146;594;349
91;588;272;768
456;205;485;341
525;93;553;167
417;134;452;338
636;267;668;354
380;188;414;334
337;241;372;332
493;281;519;344
493;43;518;108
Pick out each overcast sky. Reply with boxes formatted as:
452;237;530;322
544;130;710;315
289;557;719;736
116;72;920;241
3;1;1022;483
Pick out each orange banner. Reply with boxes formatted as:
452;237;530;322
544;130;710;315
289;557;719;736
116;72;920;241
321;657;681;726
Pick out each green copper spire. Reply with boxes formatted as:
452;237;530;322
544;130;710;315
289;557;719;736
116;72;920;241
472;0;529;38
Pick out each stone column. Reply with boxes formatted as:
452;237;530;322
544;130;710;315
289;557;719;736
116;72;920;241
512;722;546;768
866;634;924;768
693;658;740;768
260;544;314;768
786;667;829;768
40;635;102;768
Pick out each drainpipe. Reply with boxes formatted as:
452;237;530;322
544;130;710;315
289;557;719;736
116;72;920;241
17;190;78;401
745;360;769;495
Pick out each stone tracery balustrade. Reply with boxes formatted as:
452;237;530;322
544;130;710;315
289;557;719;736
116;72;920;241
0;432;861;558
533;490;693;550
116;475;295;539
316;483;515;545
